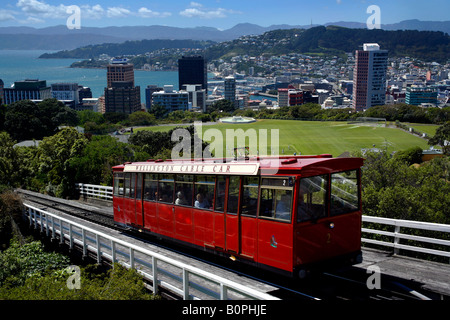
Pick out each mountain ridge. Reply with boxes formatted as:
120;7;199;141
0;19;449;50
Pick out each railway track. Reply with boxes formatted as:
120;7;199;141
16;189;435;301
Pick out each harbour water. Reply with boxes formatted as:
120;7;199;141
0;50;178;102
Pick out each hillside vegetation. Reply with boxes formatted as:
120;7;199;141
39;26;450;63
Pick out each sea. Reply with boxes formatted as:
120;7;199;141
0;50;179;103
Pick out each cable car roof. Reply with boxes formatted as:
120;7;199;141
113;155;364;176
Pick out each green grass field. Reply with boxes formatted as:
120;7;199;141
135;120;430;157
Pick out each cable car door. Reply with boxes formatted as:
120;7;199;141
225;176;240;254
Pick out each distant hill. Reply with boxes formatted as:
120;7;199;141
205;26;450;63
40;26;450;64
0;20;449;50
39;39;214;59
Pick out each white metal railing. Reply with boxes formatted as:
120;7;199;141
362;215;450;260
76;183;113;201
24;203;279;301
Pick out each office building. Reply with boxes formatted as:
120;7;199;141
352;43;388;111
181;84;206;112
107;58;135;88
3;79;51;105
152;85;189;113
51;83;79;105
277;87;304;107
104;82;141;114
145;85;163;110
78;86;92;104
178;56;207;92
104;59;141;114
405;86;438;106
224;76;236;107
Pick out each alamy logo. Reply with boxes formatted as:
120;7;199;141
66;265;81;290
66;5;81;30
171;121;281;173
366;265;381;290
366;5;381;30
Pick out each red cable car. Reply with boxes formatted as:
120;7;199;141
112;154;364;278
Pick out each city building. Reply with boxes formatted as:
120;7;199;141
51;83;79;105
181;84;206;112
78;86;92;104
107;58;135;88
277;87;304;107
178;56;207;92
152;85;189;113
104;82;141;114
104;59;141;114
352;43;388;111
288;89;303;106
3;79;51;105
405;86;438;106
224;76;236;107
145;85;163;110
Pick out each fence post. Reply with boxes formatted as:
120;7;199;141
96;234;101;264
152;256;159;295
220;284;228;300
130;248;135;269
394;225;401;255
69;224;73;249
183;269;190;300
60;219;64;244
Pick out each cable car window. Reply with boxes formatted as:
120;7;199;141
158;174;174;204
194;175;215;210
215;176;226;212
114;173;124;196
259;188;292;222
144;174;158;201
227;176;240;214
175;175;193;207
330;170;359;216
297;175;328;223
136;173;143;200
241;177;259;217
124;173;131;198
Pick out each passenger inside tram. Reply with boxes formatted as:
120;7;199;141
195;193;210;209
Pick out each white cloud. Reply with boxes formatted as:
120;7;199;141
16;0;69;19
11;1;173;24
138;7;172;18
106;7;131;18
80;4;105;20
0;9;16;22
179;4;241;19
189;2;203;8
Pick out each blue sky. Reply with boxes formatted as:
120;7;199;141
0;0;448;29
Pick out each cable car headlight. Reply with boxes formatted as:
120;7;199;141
329;222;335;229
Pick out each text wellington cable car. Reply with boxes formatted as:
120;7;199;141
112;155;364;278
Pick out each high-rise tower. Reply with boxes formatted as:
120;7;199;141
178;56;207;92
104;58;141;114
352;43;388;112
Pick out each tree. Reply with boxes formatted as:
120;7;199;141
428;121;450;155
37;127;88;198
4;99;78;141
69;135;148;186
0;132;20;188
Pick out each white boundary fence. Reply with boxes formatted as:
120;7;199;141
76;183;113;201
362;216;450;261
24;203;279;300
